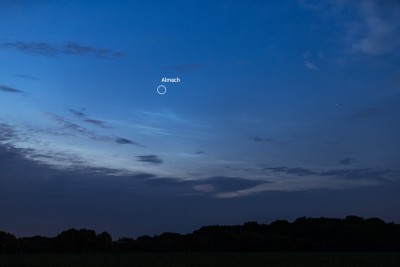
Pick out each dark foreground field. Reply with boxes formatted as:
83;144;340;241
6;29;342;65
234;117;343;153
0;252;400;267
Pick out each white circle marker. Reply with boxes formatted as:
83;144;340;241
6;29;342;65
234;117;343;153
157;85;167;95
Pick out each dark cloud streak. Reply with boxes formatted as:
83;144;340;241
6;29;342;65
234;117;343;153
115;137;140;146
136;155;163;164
68;109;110;128
0;123;18;141
69;109;86;118
46;113;109;142
351;93;400;120
64;42;109;56
319;168;396;181
47;113;140;146
0;85;24;94
1;41;123;58
338;158;355;165
252;136;273;142
83;119;109;128
265;167;316;176
263;164;397;182
16;74;38;80
200;176;266;192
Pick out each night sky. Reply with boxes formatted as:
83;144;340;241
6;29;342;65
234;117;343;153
1;0;400;238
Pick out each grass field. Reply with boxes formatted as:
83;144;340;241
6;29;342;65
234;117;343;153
0;252;400;267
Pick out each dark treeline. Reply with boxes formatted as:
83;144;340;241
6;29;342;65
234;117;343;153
1;216;400;253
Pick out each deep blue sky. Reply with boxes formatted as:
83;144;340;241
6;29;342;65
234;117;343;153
1;0;400;238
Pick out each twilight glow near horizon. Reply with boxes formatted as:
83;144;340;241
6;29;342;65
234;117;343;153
1;0;399;237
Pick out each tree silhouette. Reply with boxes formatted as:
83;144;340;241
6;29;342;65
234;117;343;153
0;231;17;254
96;232;113;252
1;216;400;253
56;228;97;253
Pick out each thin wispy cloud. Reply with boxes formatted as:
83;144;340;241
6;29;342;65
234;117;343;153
83;119;109;128
304;60;318;70
115;137;140;146
166;63;204;73
136;155;163;164
0;123;19;141
1;41;124;58
297;0;321;11
338;157;355;165
252;136;273;142
354;106;389;119
213;166;398;198
16;74;38;80
0;85;24;94
319;168;396;181
198;164;399;198
351;93;400;120
193;184;215;193
263;164;397;181
152;163;399;198
138;110;189;124
1;42;57;56
45;113;109;142
69;109;110;128
147;176;267;196
265;166;317;176
200;176;266;193
351;0;400;55
46;113;140;146
69;109;86;118
302;50;320;71
215;177;380;199
134;110;209;138
64;42;109;56
299;1;400;55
